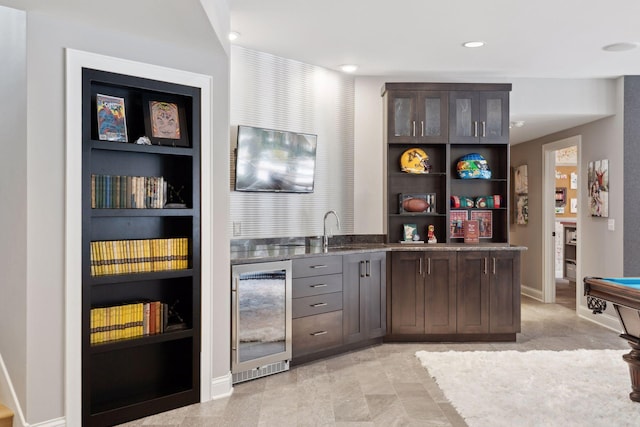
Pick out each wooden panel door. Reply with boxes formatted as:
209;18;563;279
456;251;490;333
424;251;457;333
479;92;509;144
390;252;425;334
343;252;387;342
489;250;521;333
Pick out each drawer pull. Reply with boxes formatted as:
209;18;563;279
310;330;328;336
310;302;328;308
310;284;327;288
310;265;328;269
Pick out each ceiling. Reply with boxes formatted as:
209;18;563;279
229;0;640;143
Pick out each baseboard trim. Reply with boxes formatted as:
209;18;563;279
28;417;65;427
521;285;543;302
210;372;233;400
577;306;623;332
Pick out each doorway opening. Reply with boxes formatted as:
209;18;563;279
542;136;581;308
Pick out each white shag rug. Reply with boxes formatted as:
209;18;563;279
416;349;640;427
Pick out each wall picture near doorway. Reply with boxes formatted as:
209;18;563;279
513;164;528;224
588;159;609;217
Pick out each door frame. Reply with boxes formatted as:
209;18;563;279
542;136;581;304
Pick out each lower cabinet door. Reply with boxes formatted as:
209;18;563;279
292;310;343;358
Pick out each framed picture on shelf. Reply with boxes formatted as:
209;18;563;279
96;93;128;142
143;93;189;147
450;210;467;238
470;210;493;238
399;193;435;214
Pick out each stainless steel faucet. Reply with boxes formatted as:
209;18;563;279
323;210;341;248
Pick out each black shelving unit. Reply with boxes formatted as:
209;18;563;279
81;68;201;426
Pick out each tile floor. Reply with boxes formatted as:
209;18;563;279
118;296;627;426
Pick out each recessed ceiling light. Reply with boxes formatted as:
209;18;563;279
602;42;638;52
462;41;485;48
228;31;240;42
340;64;358;73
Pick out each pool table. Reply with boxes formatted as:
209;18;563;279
584;276;640;402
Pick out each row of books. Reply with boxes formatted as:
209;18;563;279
90;238;189;276
91;174;167;209
90;301;169;344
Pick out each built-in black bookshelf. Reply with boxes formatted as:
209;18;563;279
81;68;201;426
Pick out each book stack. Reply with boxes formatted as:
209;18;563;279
91;175;168;209
89;237;189;276
90;301;169;344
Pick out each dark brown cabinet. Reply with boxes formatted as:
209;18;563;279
382;83;511;245
343;252;386;344
386;90;449;144
456;250;521;336
449;91;510;144
389;251;456;336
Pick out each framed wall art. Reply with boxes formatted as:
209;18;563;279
588;159;609;217
143;93;189;147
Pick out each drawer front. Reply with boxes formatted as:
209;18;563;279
292;310;343;357
293;256;342;278
292;292;343;319
293;273;343;298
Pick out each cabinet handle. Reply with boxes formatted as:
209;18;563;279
412;120;416;136
311;265;328;269
366;260;371;277
310;284;327;288
360;260;365;278
427;257;431;275
474;121;479;137
493;257;496;275
419;258;423;276
484;257;488;275
482;121;486;137
311;302;328;308
311;331;328;336
421;120;425;137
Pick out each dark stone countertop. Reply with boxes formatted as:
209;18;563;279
230;236;527;264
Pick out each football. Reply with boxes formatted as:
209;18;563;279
403;197;430;212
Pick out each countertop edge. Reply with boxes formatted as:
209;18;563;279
231;244;528;265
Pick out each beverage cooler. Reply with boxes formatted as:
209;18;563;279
231;260;292;383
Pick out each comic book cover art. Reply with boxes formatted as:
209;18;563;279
97;94;128;142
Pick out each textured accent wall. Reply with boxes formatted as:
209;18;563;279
230;46;354;238
624;76;640;276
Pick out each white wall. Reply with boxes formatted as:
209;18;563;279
0;0;231;423
510;77;624;322
0;4;27;412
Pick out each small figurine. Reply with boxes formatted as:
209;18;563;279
427;224;437;244
135;136;152;145
413;233;421;241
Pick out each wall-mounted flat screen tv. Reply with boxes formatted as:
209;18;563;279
235;125;317;193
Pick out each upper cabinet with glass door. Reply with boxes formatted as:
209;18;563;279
449;91;509;144
386;90;448;144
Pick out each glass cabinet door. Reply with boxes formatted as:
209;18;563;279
449;91;479;143
479;92;509;143
388;92;416;143
388;91;448;143
417;91;448;143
